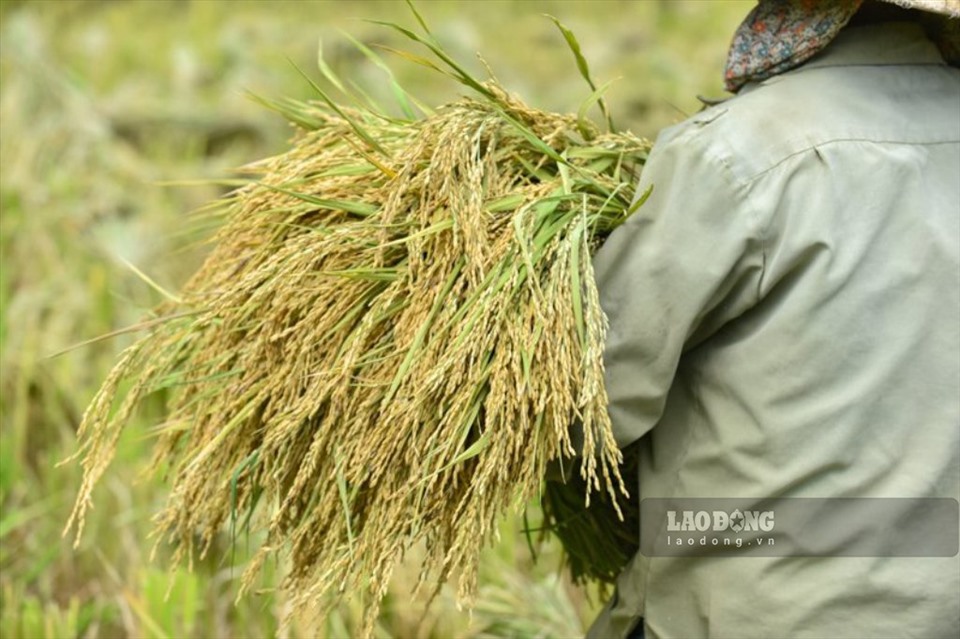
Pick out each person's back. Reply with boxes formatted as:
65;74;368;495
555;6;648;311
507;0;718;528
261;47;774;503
588;8;960;639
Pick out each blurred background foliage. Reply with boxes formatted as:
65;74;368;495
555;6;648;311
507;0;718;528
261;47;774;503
0;1;750;637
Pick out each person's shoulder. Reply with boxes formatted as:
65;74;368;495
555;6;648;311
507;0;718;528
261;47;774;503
649;74;839;187
652;60;960;187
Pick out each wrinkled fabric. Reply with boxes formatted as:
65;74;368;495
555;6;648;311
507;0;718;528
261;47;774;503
724;0;960;92
589;23;960;639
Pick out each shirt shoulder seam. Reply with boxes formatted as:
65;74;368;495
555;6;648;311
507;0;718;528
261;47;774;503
743;138;960;183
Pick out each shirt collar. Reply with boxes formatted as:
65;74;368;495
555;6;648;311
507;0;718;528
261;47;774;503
799;21;948;70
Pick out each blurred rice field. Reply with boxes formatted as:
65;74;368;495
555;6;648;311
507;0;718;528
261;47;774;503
0;1;751;637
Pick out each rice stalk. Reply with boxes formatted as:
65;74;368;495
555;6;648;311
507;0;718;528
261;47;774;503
65;9;652;634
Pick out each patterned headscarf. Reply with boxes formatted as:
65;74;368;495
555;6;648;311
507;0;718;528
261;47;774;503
724;0;960;92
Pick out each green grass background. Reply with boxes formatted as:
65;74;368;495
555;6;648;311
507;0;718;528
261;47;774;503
0;1;751;637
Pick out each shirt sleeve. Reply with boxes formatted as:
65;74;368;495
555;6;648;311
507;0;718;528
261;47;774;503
593;120;766;448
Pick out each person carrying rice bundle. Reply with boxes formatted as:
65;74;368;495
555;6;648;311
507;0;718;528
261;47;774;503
64;0;959;636
583;0;960;637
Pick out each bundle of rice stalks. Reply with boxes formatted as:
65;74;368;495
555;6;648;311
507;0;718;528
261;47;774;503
541;441;642;585
66;7;651;633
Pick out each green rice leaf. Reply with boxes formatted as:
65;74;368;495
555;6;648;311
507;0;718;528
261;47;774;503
257;182;379;216
288;58;389;155
577;78;618;139
367;20;496;101
340;31;425;120
317;37;348;95
547;15;615;131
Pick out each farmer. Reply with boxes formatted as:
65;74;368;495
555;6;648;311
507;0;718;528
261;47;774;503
585;0;960;637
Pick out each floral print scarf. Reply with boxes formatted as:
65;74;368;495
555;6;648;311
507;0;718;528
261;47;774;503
724;0;960;92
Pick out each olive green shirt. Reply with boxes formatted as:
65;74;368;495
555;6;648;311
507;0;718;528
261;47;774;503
589;22;960;639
